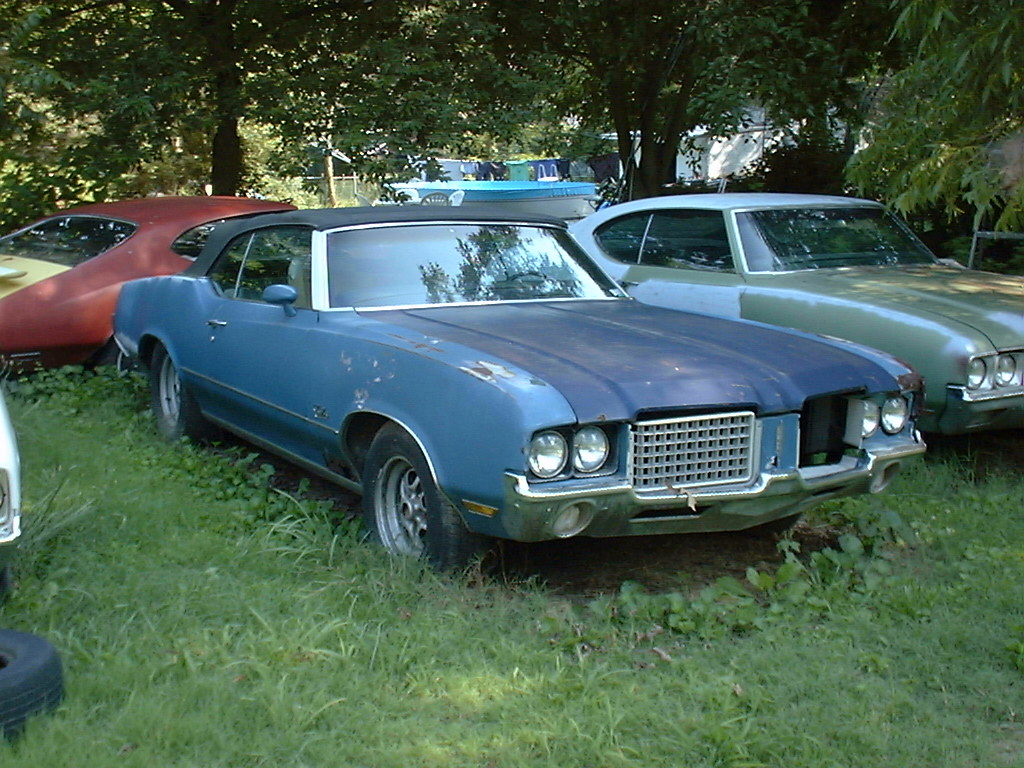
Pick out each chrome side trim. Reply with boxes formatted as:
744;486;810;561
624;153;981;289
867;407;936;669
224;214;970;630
202;414;362;495
183;367;339;435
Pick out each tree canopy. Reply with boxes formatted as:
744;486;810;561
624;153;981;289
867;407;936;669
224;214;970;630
487;0;898;199
2;0;1020;234
1;2;411;218
0;1;542;225
848;0;1024;229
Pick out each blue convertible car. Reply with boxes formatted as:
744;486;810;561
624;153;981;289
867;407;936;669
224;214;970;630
114;207;925;568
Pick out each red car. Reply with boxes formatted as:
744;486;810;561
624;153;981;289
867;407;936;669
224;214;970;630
0;196;295;371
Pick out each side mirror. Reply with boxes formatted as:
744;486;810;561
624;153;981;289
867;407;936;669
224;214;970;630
262;284;298;317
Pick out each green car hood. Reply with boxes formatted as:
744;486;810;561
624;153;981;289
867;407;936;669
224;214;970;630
752;265;1024;348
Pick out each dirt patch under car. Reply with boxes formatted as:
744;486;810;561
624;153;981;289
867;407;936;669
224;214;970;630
256;428;1023;597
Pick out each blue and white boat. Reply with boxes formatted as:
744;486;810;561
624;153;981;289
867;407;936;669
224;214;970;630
391;180;598;220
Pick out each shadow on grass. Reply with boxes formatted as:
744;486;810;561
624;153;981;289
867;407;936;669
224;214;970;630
491;521;842;597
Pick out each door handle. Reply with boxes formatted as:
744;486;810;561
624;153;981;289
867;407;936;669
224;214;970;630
206;319;228;327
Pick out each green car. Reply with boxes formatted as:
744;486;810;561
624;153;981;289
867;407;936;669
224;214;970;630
570;193;1024;434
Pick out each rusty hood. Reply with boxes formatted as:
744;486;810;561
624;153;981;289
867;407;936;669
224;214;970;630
363;300;904;423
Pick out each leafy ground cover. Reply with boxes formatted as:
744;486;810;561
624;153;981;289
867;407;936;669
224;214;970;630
1;369;1022;767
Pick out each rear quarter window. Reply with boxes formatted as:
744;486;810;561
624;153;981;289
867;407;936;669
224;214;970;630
0;216;136;267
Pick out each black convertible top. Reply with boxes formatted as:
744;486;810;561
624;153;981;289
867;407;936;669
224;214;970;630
185;205;569;275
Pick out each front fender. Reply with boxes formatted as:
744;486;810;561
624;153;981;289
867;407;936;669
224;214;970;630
331;335;580;514
742;289;988;413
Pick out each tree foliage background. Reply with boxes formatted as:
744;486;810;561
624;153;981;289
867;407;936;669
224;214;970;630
849;0;1024;230
1;0;1022;237
488;0;900;199
0;0;546;227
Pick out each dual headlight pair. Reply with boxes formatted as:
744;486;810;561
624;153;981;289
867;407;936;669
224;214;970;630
860;396;911;437
530;397;913;480
966;354;1018;390
528;425;611;479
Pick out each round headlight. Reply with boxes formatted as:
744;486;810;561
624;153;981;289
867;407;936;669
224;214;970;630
861;401;881;438
573;426;610;473
880;396;909;434
528;431;568;478
966;358;987;390
995;354;1016;386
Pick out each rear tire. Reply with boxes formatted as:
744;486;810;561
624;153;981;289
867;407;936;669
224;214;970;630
362;425;490;570
149;344;217;442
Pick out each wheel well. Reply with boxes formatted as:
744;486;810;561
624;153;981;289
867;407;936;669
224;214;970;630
83;338;120;369
342;412;392;479
136;335;162;369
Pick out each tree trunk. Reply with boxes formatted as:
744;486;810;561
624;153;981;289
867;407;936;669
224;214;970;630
198;0;245;196
609;69;690;200
210;115;243;196
618;128;680;200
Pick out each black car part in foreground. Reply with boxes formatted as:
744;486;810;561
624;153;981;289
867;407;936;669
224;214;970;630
0;628;64;738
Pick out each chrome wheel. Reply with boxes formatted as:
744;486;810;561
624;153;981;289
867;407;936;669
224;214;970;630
156;353;181;424
148;344;215;442
373;456;428;557
362;424;492;569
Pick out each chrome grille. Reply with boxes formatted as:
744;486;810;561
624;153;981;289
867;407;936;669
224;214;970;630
631;412;756;492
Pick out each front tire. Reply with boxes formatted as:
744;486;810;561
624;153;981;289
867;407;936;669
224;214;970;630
149;344;216;442
362;425;490;570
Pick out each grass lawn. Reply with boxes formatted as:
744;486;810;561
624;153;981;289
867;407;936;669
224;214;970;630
1;369;1022;767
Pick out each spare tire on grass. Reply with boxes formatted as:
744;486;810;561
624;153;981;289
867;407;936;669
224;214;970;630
0;629;64;738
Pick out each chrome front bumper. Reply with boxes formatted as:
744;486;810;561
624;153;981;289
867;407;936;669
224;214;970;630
482;438;926;542
933;386;1024;433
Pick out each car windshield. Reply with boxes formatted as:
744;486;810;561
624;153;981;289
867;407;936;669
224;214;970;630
736;207;937;271
326;223;622;308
